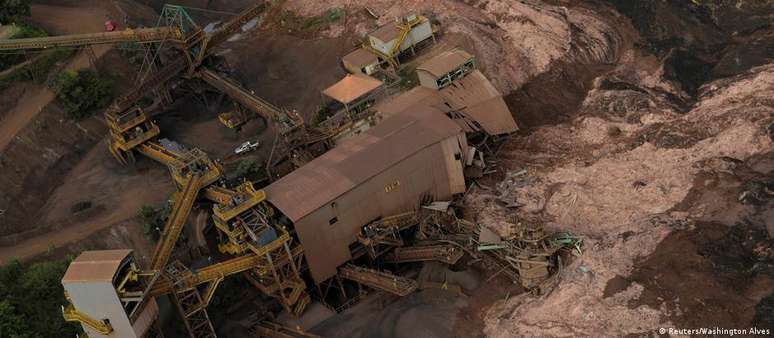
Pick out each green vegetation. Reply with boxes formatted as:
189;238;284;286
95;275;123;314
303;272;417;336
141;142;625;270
52;69;116;119
0;0;30;24
233;158;265;179
0;259;82;337
0;23;48;72
138;203;170;242
396;65;418;89
0;22;74;91
311;104;334;127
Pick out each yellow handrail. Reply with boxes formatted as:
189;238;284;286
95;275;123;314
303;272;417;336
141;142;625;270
62;304;113;335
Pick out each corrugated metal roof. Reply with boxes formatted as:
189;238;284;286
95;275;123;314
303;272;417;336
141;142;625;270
417;50;474;78
375;70;518;135
438;70;518;135
373;86;442;116
62;249;132;283
265;106;462;222
342;48;378;67
370;23;400;43
323;74;384;104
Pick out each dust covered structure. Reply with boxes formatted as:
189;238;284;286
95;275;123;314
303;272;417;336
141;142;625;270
376;49;518;136
265;106;468;283
61;250;158;338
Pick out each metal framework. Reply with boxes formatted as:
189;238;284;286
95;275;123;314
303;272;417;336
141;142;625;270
383;244;464;265
338;265;418;297
0;27;182;50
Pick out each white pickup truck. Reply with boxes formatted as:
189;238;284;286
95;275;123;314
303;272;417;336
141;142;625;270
234;140;260;155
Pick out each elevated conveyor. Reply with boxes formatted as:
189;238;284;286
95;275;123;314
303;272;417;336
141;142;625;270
338;265;418;297
148;245;303;297
136;141;186;169
107;2;269;117
150;173;205;271
384;244;465;265
198;68;303;133
0;27;182;51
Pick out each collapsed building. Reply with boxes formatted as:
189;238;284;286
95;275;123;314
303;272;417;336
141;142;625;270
4;2;579;335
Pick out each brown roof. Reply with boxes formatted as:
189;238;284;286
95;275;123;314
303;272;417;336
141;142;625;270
342;48;378;67
265;106;462;222
370;23;400;42
374;86;443;116
438;70;518;135
62;249;132;283
417;50;474;78
323;74;384;104
375;70;518;135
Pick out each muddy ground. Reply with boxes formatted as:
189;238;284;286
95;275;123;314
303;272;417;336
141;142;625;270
0;0;772;337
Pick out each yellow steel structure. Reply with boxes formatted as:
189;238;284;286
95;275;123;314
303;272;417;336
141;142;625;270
383;244;465;265
210;181;310;314
338;265;418;297
106;107;161;164
361;15;425;68
62;302;113;335
150;173;205;271
0;27;182;50
251;321;322;338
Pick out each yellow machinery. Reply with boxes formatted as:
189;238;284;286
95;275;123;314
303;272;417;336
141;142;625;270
149;173;205;271
212;182;311;315
106;107;160;165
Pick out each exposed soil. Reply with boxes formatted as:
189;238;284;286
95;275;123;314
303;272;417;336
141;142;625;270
1;0;772;336
0;1;162;262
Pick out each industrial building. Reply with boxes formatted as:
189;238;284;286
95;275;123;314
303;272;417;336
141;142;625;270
320;73;384;124
265;106;468;283
376;49;519;136
2;3;529;337
62;250;158;338
342;13;436;73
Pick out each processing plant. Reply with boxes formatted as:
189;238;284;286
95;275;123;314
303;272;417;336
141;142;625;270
1;2;579;337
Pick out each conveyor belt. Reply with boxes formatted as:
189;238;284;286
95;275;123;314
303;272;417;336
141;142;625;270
149;173;205;271
0;27;181;51
339;265;418;297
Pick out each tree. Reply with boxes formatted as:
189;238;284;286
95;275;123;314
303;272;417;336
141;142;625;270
53;69;115;119
0;300;31;338
0;259;81;337
0;0;31;24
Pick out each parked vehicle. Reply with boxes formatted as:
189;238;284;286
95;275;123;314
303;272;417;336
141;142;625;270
234;140;260;154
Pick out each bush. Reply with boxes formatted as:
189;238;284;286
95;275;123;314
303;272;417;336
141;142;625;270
0;259;82;337
0;0;31;24
52;69;115;119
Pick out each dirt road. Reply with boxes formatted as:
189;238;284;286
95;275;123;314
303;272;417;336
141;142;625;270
0;4;112;151
0;3;151;263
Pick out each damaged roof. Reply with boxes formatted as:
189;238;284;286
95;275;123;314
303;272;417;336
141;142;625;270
417;49;474;78
323;74;384;104
62;249;132;283
375;69;518;135
265;106;462;222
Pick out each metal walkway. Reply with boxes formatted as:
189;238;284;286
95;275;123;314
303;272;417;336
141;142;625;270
150;173;205;271
0;27;182;50
339;265;418;297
